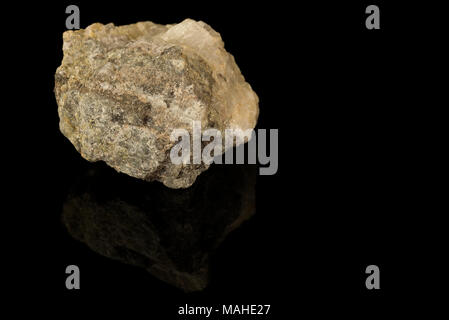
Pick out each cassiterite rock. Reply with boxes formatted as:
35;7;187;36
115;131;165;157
55;19;259;188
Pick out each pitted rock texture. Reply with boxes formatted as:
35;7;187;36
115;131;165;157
55;19;259;188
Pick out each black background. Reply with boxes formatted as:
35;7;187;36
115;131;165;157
6;0;444;317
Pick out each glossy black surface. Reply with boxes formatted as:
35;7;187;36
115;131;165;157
8;0;437;316
62;163;257;292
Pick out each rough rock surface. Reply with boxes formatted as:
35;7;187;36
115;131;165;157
62;163;256;292
55;19;259;188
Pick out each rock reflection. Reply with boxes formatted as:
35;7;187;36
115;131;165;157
62;163;256;292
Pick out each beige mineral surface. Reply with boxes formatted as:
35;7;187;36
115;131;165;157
55;19;259;188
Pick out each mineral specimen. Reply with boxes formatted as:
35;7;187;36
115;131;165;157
55;19;259;188
62;163;256;292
